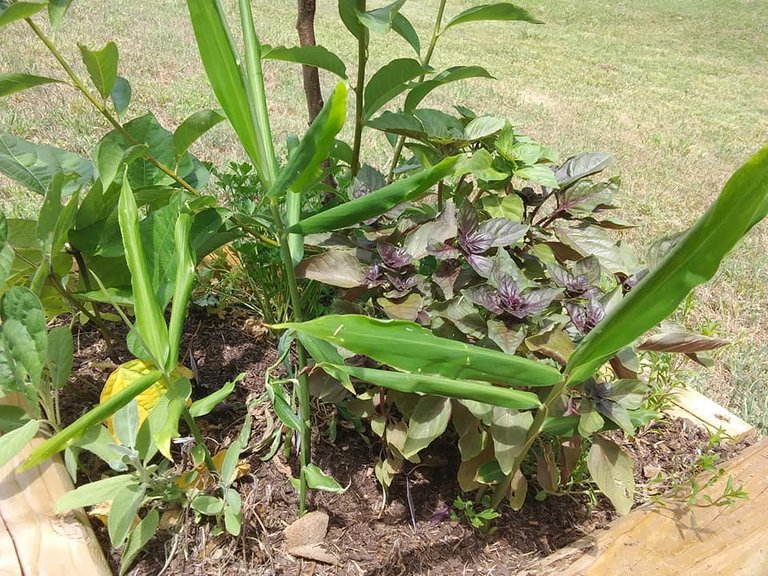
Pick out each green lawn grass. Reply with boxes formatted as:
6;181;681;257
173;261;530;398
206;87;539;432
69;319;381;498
1;0;767;428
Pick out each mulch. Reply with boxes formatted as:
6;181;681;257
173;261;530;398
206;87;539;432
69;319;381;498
60;308;752;576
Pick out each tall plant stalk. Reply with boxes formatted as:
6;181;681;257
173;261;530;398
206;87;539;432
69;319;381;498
386;0;448;183
238;0;312;514
350;0;368;177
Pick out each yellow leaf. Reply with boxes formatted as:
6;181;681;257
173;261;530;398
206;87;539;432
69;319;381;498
100;359;192;440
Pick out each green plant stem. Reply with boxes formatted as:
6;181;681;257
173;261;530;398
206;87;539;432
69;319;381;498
239;0;280;186
350;0;368;177
24;17;199;196
27;16;285;257
182;406;219;475
386;0;448;183
489;379;569;510
270;201;312;514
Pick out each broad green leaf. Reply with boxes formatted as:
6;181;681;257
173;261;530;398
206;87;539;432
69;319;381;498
303;463;346;493
153;377;191;460
110;76;131;118
405;66;492;112
167;214;195;371
78;42;119;101
0;212;16;287
0;73;64;97
0;132;93;195
275;315;562;389
325;364;542;409
22;369;163;468
356;0;406;33
113;400;140;448
55;474;135;513
173;109;226;161
118;177;169;366
0;405;30;433
482;194;524;222
402;396;451;458
185;0;263;172
0;2;45;27
191;494;225;515
364;58;428;120
99;113;207;189
0;419;39;469
578;402;604;437
515;164;559;188
269;83;347;199
587;436;635;515
119;508;159;576
290;156;459;234
93;140;146;192
555;224;630;275
464;116;506;141
268;382;301;432
221;441;245;487
567;145;768;384
403;200;457;259
338;0;367;40
491;407;532;474
367;110;426;141
476;459;505;484
47;325;73;390
444;3;543;30
47;0;73;29
224;505;242;536
464;149;508;181
1;286;47;390
189;378;238;418
263;45;347;79
295;250;365;288
555;152;613;189
269;82;346;263
392;12;420;54
109;482;146;547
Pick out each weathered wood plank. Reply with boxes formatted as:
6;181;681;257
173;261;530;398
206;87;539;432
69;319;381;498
666;386;755;442
529;438;768;576
0;393;111;576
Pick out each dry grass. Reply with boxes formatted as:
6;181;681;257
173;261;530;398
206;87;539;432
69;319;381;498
1;0;767;426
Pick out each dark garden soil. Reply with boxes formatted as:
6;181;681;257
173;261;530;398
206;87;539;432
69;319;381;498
63;309;754;576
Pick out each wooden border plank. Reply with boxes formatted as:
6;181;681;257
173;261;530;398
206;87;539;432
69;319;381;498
528;438;768;576
666;386;755;442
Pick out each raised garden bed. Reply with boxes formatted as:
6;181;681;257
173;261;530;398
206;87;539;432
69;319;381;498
2;312;760;576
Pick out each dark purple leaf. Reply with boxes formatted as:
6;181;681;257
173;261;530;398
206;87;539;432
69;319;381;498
637;331;729;353
429;502;451;524
572;256;601;285
427;241;461;260
433;261;461;299
566;298;605;334
478;218;528;247
378;241;412;268
554;152;613;189
458;200;478;236
466;253;493;277
517;287;562;317
558;177;619;216
487;319;526;354
466;285;504;315
404;201;458;259
362;262;383;288
459;229;493;254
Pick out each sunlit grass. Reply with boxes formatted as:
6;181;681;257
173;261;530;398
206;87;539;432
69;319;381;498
1;0;766;424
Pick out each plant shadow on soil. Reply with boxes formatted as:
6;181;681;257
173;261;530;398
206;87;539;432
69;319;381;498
62;308;751;576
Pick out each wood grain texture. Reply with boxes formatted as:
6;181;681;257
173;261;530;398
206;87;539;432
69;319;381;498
0;395;111;576
667;386;755;442
528;438;768;576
